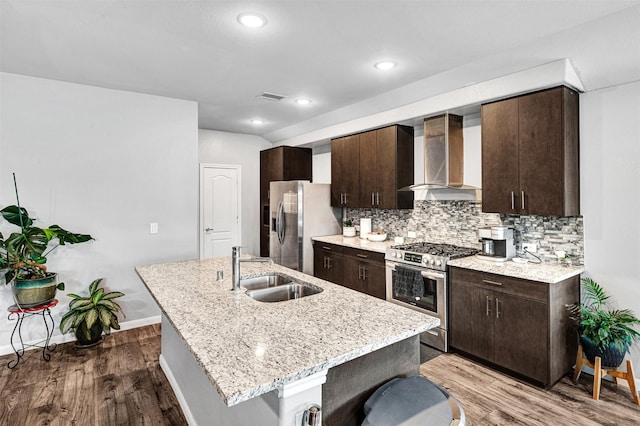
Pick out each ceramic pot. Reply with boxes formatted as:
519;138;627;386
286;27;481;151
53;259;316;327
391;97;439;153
580;335;628;368
75;321;104;348
343;226;356;237
12;273;58;308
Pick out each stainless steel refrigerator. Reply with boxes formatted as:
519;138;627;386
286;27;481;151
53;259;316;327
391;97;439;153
270;181;341;274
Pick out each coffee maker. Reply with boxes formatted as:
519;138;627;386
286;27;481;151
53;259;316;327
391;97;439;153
478;226;516;261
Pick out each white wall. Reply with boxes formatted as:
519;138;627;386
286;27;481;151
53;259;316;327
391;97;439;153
581;80;640;367
198;130;271;256
0;73;199;351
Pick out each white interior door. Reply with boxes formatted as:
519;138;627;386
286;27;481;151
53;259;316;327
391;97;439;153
200;164;241;259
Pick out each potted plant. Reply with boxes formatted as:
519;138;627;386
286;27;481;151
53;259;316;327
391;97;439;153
342;219;356;237
567;277;640;368
60;278;125;347
0;176;93;307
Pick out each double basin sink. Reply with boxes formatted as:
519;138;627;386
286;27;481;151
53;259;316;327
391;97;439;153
240;273;323;303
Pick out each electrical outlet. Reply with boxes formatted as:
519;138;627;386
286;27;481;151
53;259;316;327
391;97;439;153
408;231;417;238
522;243;537;253
150;222;159;234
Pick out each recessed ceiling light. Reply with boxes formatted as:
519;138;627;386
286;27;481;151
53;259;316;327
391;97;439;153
237;12;267;28
375;61;397;71
295;99;312;105
251;119;264;124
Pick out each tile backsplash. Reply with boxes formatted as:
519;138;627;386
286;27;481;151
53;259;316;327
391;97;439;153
346;200;584;265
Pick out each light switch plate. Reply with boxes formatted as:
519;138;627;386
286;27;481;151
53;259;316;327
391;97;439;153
150;222;159;234
408;231;417;238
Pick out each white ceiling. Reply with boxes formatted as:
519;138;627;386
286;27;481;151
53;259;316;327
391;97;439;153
2;1;640;143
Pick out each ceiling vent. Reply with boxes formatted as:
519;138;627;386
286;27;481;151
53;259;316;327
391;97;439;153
257;92;286;101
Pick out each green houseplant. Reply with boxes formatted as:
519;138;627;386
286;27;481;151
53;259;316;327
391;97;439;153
60;278;125;347
342;219;356;237
568;277;640;368
0;175;93;307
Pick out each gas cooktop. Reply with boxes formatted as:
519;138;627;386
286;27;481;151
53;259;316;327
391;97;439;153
386;242;478;271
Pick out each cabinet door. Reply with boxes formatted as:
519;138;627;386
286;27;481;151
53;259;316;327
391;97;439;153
481;98;519;214
359;130;378;207
375;126;399;209
342;256;363;293
449;281;495;362
518;87;564;216
494;292;548;383
361;259;386;300
331;135;360;207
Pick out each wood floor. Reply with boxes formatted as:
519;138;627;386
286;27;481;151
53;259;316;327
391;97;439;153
1;325;638;425
420;353;640;425
0;323;186;425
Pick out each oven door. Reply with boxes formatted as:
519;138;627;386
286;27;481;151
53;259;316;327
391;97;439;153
385;261;447;330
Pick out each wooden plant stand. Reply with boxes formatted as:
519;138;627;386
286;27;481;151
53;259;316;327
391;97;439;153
573;343;639;405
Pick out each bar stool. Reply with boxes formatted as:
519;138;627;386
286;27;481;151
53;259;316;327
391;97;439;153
574;343;639;405
7;299;59;369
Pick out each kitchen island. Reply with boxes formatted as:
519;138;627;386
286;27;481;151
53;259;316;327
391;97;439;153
136;256;439;425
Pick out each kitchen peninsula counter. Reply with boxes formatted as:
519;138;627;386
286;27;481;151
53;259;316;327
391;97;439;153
448;256;584;283
136;256;438;424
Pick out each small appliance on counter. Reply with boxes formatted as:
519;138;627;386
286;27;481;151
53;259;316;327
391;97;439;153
477;226;515;262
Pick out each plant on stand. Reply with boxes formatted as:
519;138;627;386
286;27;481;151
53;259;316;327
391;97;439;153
567;277;640;368
60;278;125;347
0;174;94;307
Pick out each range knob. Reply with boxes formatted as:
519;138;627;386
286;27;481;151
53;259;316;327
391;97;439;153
428;257;435;265
394;251;402;258
435;260;442;267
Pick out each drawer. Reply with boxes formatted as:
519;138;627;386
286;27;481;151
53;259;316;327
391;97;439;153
343;247;385;264
450;267;548;302
313;241;344;254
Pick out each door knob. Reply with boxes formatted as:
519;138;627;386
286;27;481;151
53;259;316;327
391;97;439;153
205;227;213;231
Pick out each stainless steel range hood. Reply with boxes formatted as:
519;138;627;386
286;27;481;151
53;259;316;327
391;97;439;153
405;113;479;191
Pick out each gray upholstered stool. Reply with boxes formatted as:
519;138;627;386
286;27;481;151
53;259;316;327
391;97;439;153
362;375;465;426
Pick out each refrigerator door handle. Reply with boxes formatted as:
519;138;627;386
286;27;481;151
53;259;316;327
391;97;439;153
277;201;286;244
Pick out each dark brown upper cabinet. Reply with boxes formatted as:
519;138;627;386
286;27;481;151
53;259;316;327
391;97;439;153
330;134;360;207
481;86;580;216
332;124;414;209
259;146;312;256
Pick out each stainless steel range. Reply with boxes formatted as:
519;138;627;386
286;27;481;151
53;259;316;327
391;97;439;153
385;242;477;351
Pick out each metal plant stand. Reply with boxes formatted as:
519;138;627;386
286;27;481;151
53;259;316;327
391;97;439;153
7;299;58;369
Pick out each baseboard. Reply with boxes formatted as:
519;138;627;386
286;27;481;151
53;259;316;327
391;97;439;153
0;315;161;357
159;354;196;426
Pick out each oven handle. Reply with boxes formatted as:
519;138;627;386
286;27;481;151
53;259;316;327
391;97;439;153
386;261;445;280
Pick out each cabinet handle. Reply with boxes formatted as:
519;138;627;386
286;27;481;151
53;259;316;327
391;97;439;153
376;192;380;206
357;265;362;280
511;191;515;210
356;254;368;259
345;193;349;204
267;190;270;200
322;246;332;251
323;256;327;269
521;190;525;210
372;192;375;206
496;298;501;319
486;295;492;316
359;265;367;280
482;279;503;287
326;257;332;270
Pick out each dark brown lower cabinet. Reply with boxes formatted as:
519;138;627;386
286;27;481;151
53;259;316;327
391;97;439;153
313;242;344;284
449;267;579;388
313;242;386;300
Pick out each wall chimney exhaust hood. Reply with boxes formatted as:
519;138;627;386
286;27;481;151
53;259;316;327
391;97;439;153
404;113;479;191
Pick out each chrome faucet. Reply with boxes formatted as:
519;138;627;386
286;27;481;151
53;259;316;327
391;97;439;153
231;246;274;291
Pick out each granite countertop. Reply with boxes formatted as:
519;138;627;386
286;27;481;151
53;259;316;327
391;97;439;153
135;257;438;406
312;234;394;253
448;256;584;283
